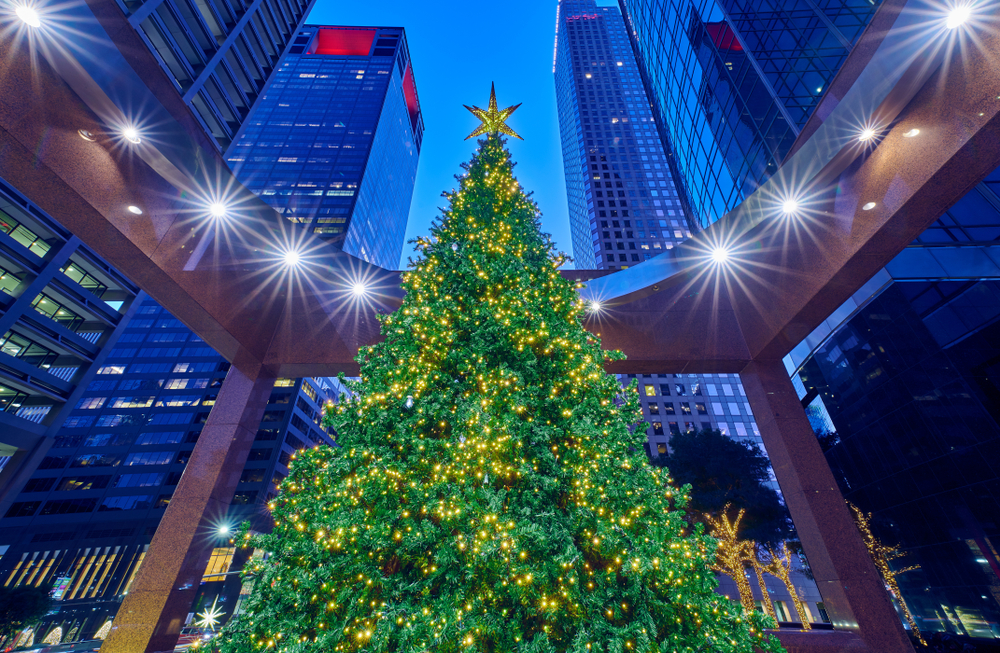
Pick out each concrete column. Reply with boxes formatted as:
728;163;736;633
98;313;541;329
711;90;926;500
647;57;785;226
100;362;274;653
741;359;914;653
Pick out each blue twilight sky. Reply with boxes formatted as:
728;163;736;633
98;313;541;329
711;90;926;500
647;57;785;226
306;0;616;268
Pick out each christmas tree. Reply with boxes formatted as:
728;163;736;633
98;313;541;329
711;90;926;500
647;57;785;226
218;88;783;653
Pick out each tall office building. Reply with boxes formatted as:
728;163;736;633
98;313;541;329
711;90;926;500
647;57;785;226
127;0;317;151
0;19;423;648
0;296;342;643
554;0;823;622
615;0;1000;641
618;0;882;228
554;0;763;466
0;180;140;519
227;25;424;269
783;176;1000;638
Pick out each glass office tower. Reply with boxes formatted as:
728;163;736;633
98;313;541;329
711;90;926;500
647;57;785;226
554;1;824;621
554;0;764;469
784;173;1000;639
227;25;424;269
0;296;341;643
122;0;317;151
617;0;882;228
0;178;140;522
614;0;1000;639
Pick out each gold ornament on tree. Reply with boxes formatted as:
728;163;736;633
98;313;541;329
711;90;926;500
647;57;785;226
464;83;523;141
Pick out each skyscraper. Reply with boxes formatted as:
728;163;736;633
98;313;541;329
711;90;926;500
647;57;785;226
554;0;763;466
0;296;342;643
783;177;1000;638
0;20;423;648
553;0;824;621
615;0;1000;641
618;0;882;228
0;180;140;519
128;0;317;151
227;25;424;269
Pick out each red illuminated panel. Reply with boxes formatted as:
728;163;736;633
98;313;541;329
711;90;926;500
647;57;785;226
402;62;421;131
313;28;375;56
705;22;743;52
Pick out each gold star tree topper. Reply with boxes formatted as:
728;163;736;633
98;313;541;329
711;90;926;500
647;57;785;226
464;83;522;140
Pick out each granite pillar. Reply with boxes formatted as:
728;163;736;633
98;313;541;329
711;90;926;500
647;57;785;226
100;362;274;653
741;359;914;653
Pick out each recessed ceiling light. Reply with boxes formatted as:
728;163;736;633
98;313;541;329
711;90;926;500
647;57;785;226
127;205;143;215
862;202;877;211
946;5;971;28
858;127;877;142
15;5;40;27
902;128;920;138
122;126;141;144
781;199;799;216
351;282;368;297
209;203;227;219
282;249;301;267
710;247;730;264
78;129;96;142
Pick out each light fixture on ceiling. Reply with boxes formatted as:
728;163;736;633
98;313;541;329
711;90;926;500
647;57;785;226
862;202;877;211
127;205;143;215
946;4;971;28
15;4;40;27
122;126;141;144
902;128;920;138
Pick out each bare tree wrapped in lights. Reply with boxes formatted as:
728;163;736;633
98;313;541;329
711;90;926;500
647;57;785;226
704;507;756;615
217;97;783;653
758;545;811;630
848;502;924;644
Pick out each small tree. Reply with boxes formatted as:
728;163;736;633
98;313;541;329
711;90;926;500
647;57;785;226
660;429;791;547
0;585;52;643
848;502;924;644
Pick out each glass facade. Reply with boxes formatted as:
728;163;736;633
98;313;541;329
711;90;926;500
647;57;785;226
227;25;423;269
555;0;824;622
794;281;1000;639
0;177;140;519
617;0;881;228
117;0;316;151
0;297;342;642
786;166;1000;641
554;0;765;460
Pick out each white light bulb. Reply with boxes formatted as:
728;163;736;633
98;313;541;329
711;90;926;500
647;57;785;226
283;249;301;267
858;127;876;142
782;199;799;216
209;203;227;218
946;5;971;28
903;128;920;138
710;247;730;264
16;5;40;27
351;282;367;297
127;205;143;215
122;127;141;144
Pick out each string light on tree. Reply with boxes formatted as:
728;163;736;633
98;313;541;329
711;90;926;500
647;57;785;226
217;88;782;653
849;502;924;645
